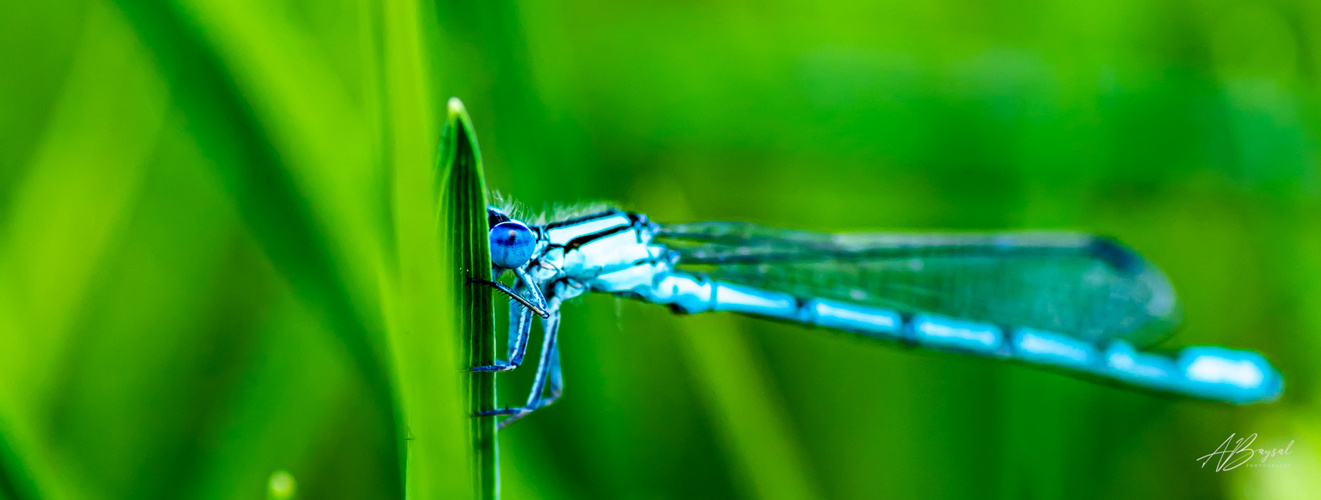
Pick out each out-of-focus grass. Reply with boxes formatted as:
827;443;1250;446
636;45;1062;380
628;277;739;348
0;416;41;500
0;0;476;498
265;470;295;500
639;183;821;500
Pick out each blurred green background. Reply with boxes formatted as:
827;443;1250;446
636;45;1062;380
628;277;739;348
2;0;1320;499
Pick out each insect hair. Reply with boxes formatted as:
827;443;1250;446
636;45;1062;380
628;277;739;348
491;191;619;226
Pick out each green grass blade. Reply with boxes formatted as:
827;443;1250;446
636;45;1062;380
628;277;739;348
387;95;495;500
437;98;499;500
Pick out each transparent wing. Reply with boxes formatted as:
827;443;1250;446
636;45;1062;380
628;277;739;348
657;221;1182;348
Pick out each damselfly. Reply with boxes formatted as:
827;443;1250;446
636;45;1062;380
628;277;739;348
471;205;1282;428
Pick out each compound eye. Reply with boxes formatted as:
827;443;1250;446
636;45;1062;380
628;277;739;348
489;221;536;269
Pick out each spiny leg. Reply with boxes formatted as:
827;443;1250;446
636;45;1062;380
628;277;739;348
469;289;536;373
511;267;549;315
467;276;548;318
545;338;563;403
495;330;565;429
475;311;565;428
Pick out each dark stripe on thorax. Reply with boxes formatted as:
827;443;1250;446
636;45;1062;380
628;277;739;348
544;209;623;230
563;224;633;252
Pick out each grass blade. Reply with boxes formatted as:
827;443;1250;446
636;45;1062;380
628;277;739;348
437;97;499;500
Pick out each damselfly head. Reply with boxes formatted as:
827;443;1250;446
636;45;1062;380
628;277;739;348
490;220;536;269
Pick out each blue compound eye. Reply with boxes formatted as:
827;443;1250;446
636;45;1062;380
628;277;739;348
489;221;536;269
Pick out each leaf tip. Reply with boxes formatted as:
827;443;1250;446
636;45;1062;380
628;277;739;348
447;97;468;120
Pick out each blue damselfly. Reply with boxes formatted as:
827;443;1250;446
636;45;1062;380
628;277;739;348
471;205;1282;428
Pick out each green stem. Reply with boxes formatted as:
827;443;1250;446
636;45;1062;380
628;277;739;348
439;97;499;500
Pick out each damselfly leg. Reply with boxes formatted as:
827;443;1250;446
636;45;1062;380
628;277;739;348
469;292;536;373
476;311;565;429
467;275;549;318
512;267;549;316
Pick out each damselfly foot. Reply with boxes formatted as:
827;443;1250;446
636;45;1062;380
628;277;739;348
473;312;564;429
474;390;561;429
474;407;527;417
469;361;520;373
473;408;530;430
